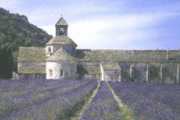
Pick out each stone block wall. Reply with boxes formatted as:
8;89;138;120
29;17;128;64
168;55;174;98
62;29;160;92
18;62;45;74
80;62;180;84
19;74;45;80
131;63;147;82
78;62;100;80
162;63;177;84
120;63;131;81
129;63;180;84
124;62;180;84
148;63;161;83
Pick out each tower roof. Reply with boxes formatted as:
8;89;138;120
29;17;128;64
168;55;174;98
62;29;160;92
56;17;68;26
46;35;77;47
47;48;77;63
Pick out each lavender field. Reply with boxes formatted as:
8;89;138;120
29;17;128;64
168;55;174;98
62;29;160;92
80;82;122;120
0;79;97;120
110;82;180;120
0;79;180;120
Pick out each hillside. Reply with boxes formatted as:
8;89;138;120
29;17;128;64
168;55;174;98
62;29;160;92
0;8;52;78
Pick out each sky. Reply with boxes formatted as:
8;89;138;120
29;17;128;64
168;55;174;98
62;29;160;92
0;0;180;49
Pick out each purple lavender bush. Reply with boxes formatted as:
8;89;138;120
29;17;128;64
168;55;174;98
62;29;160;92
0;79;97;120
110;81;180;120
80;82;122;120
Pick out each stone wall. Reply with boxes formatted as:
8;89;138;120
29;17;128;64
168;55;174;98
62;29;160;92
123;62;180;84
18;61;46;80
19;74;45;80
80;61;180;84
131;63;147;82
77;62;100;80
46;61;77;80
18;62;45;74
104;70;121;81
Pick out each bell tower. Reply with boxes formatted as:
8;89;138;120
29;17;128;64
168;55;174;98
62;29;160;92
56;17;68;36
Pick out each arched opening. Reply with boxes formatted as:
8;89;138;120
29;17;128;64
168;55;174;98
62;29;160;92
48;47;51;53
60;69;64;77
49;69;53;77
48;47;53;56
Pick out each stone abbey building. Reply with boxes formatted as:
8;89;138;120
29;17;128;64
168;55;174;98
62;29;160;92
18;17;180;84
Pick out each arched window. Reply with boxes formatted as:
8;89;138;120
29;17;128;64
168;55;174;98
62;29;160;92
60;69;64;76
47;47;53;56
48;47;51;52
49;69;53;77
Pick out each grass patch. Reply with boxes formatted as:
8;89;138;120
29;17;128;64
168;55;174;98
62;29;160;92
119;105;135;120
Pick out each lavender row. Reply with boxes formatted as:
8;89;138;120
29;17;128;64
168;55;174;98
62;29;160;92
0;79;83;93
0;79;89;100
110;82;180;120
0;79;95;118
81;82;122;120
5;80;97;120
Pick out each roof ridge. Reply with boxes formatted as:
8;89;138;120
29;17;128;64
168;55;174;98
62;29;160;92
56;17;68;26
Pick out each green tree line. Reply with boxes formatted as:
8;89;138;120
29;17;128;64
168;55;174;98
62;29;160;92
0;8;51;79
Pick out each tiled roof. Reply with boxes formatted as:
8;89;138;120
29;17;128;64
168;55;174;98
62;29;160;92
18;47;46;74
18;47;46;62
47;48;77;63
77;49;180;63
56;17;68;26
18;63;45;74
46;36;77;47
